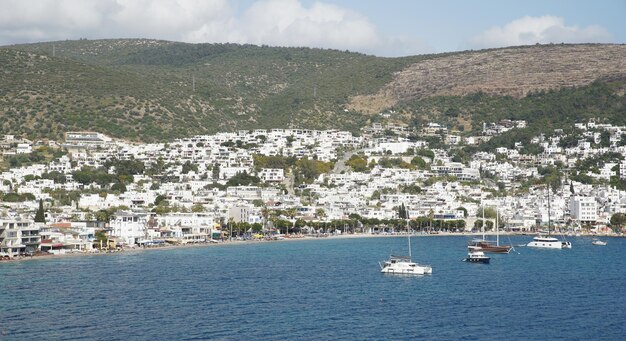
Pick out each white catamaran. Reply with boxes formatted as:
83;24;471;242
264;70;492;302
527;188;572;249
380;235;432;275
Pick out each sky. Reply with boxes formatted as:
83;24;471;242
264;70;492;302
0;0;624;56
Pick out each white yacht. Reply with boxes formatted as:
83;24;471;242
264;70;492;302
380;236;432;275
527;235;572;249
527;187;572;249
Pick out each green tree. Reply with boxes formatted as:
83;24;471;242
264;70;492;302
610;213;626;231
477;206;497;219
227;171;261;186
410;156;428;169
191;204;205;212
35;199;46;223
212;163;221;180
182;161;199;174
346;155;368;172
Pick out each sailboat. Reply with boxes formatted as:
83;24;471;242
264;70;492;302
380;235;432;275
527;187;572;249
468;204;512;253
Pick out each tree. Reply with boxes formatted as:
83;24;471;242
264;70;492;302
226;171;260;186
35;199;46;223
212;163;220;180
610;213;626;231
346;155;368;172
410;156;428;169
191;204;205;212
316;208;327;221
397;203;408;219
111;183;127;193
476;206;497;219
182;161;199;174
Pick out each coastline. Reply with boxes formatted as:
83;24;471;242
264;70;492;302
1;231;619;264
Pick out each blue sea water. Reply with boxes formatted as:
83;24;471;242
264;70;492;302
1;236;625;340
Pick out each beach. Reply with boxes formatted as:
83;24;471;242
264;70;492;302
1;230;619;264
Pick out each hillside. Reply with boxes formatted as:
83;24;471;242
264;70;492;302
1;40;626;142
349;44;626;114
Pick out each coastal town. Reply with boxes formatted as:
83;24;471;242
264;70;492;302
1;119;626;259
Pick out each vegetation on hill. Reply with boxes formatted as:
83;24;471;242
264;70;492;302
1;39;625;142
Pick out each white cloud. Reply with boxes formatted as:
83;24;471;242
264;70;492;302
469;15;613;49
0;0;428;56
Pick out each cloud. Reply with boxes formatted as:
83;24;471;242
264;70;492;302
469;15;613;49
0;0;428;56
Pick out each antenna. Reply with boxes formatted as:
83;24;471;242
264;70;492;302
192;74;195;92
52;44;55;57
313;85;317;98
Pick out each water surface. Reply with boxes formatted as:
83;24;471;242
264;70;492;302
1;236;624;340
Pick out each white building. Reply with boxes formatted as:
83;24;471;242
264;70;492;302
109;211;148;245
569;196;598;224
259;168;285;182
0;217;40;255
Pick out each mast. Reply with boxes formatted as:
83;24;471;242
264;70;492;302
408;234;412;259
482;203;485;240
547;187;551;236
496;208;499;246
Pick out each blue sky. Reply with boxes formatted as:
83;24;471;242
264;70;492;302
1;0;624;56
338;0;626;52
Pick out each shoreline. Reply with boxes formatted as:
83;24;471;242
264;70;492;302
1;231;620;264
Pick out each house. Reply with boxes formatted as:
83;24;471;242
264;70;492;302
108;211;149;246
0;216;40;256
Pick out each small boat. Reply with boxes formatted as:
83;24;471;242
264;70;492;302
379;236;432;275
464;247;490;264
592;239;607;246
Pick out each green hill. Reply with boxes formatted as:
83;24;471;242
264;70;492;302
1;39;625;142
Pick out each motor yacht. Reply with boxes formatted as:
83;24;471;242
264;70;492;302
464;247;490;264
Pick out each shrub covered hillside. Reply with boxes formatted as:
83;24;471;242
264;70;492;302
2;40;625;142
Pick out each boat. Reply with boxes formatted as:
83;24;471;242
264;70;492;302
469;203;513;253
527;235;571;249
464;246;490;264
527;188;572;249
379;235;432;275
468;238;512;253
592;238;607;246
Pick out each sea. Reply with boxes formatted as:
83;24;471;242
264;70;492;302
1;235;625;340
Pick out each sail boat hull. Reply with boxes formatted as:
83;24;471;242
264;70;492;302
468;240;512;253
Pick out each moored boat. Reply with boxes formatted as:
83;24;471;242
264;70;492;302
592;238;607;246
527;235;571;249
468;239;512;253
379;235;432;275
464;247;490;264
527;187;572;249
